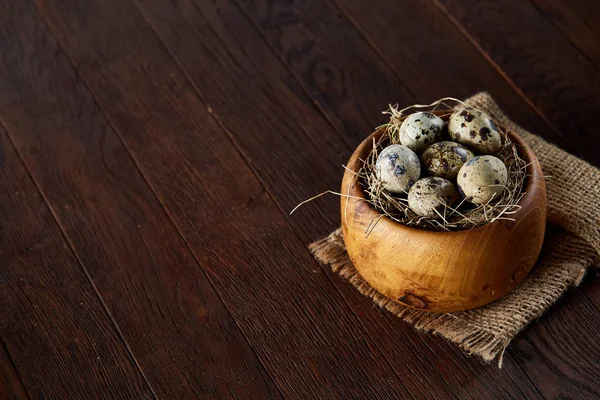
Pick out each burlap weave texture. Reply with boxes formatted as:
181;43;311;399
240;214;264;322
309;93;600;366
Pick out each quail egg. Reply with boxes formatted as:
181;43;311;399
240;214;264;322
399;112;445;154
457;155;508;205
448;107;502;154
375;144;421;193
420;141;475;180
408;177;459;217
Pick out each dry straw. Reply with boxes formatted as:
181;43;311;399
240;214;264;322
358;97;528;232
291;98;528;234
308;93;600;366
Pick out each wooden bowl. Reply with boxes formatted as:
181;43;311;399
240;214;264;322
341;120;546;313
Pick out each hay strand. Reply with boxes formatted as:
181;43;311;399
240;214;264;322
292;98;527;232
360;100;527;231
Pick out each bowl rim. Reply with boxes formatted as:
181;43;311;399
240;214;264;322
343;110;546;236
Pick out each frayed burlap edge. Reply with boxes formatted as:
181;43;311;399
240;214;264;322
309;230;510;363
309;93;600;367
310;228;596;367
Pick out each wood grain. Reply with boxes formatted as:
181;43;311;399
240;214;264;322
222;0;596;395
341;126;546;312
237;0;557;149
268;0;599;395
235;0;415;141
331;0;575;153
131;0;543;398
128;0;544;398
0;125;153;398
0;340;28;400
132;0;354;240
432;0;600;366
435;0;600;166
30;0;425;397
529;0;600;70
510;286;600;399
0;0;279;398
0;0;596;397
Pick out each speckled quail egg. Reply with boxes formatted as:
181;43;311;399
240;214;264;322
408;177;459;217
399;112;445;154
375;144;421;193
457;155;508;205
448;107;502;154
420;141;475;180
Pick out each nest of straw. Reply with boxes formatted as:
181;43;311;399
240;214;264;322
357;98;528;232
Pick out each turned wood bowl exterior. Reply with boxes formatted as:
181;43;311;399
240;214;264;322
341;121;546;313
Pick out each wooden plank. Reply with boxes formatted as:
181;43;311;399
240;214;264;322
0;340;28;400
0;1;280;398
156;0;598;397
132;0;356;241
530;0;600;70
510;287;600;399
331;0;574;154
434;0;600;166
236;0;563;152
434;0;600;316
311;1;600;397
236;0;416;142
30;0;419;398
0;127;153;398
132;0;546;397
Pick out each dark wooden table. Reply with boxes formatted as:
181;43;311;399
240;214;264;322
1;0;599;398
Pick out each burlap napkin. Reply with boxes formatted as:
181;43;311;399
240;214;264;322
309;92;600;367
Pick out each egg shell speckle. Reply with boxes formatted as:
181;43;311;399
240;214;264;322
408;177;459;217
375;144;421;193
448;107;502;154
420;141;475;180
457;155;508;205
399;112;445;154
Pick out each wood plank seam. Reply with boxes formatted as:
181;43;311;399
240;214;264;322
202;100;426;395
127;0;556;393
127;0;423;391
126;1;438;394
428;0;573;147
182;0;359;154
29;0;412;396
527;0;600;73
0;117;160;400
24;1;285;396
136;2;549;395
208;0;586;395
330;0;566;151
208;1;545;394
87;117;286;399
214;1;479;396
0;337;30;400
324;4;577;392
230;0;418;148
328;1;419;104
